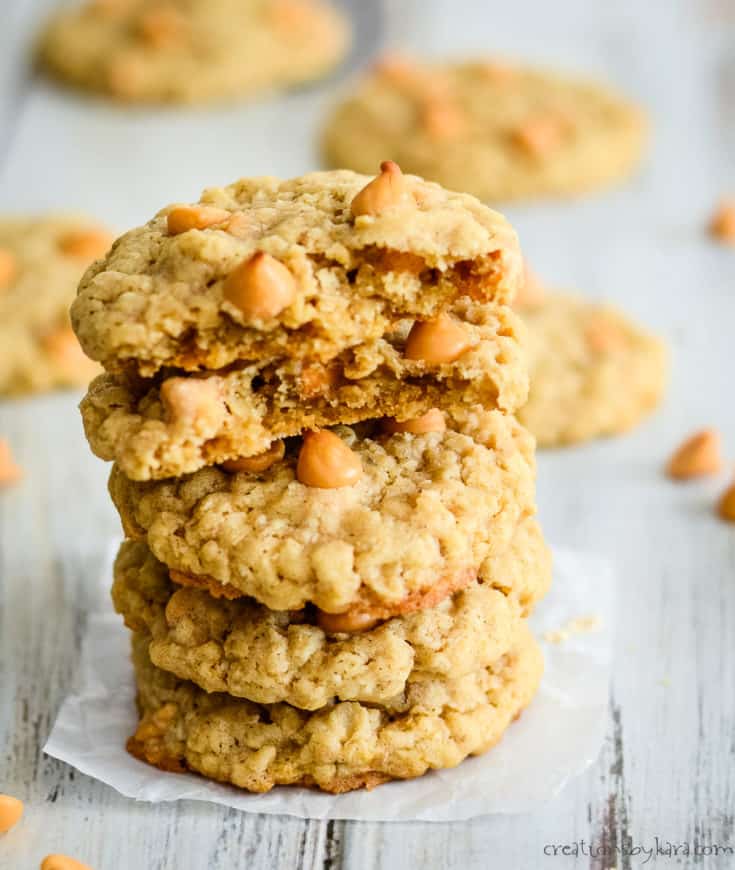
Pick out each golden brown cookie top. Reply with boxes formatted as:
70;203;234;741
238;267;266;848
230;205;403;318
72;168;522;376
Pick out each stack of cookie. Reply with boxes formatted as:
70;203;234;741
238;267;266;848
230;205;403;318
72;163;551;793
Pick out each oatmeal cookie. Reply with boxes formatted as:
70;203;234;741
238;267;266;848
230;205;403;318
126;624;543;792
112;517;548;708
71;169;522;375
109;409;536;615
39;0;350;105
518;293;667;446
81;299;527;480
322;57;647;202
0;215;108;396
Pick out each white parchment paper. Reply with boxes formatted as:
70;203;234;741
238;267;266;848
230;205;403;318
44;546;614;822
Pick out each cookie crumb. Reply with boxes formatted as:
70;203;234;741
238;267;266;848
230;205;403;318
709;200;735;244
0;440;22;487
543;614;601;644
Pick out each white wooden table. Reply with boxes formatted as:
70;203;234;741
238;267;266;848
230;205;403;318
1;1;734;867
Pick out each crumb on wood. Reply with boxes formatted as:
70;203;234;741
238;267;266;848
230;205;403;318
543;614;601;644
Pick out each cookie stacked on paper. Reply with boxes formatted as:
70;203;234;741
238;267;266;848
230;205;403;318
73;164;551;793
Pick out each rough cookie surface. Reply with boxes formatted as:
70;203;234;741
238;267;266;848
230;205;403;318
322;58;647;202
0;215;107;396
108;409;536;614
82;299;528;480
518;293;667;446
39;0;350;105
71;170;522;375
127;625;543;792
112;517;548;709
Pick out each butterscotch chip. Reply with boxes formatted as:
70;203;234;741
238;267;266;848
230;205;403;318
223;252;297;321
584;316;626;353
0;248;16;288
709;201;735;244
38;0;350;105
41;856;92;870
126;624;543;792
269;0;314;31
0;440;23;487
322;58;647;202
518;292;667;447
112;517;549;708
107;409;536;613
58;228;112;260
160;377;224;428
80;298;528;481
137;5;187;48
221;441;285;474
166;205;230;235
315;609;381;634
667;429;722;480
513;114;565;157
422;100;466;140
296;430;363;488
717;482;735;522
41;326;99;384
0;794;23;833
514;263;546;310
382;409;446;435
405;314;471;364
72;169;522;376
105;50;145;96
351;161;413;217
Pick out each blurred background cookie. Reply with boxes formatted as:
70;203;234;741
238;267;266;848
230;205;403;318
322;56;647;202
517;285;667;447
38;0;351;105
0;215;109;396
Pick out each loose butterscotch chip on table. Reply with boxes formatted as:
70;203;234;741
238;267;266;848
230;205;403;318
667;429;723;480
709;200;735;244
0;794;23;833
717;481;735;522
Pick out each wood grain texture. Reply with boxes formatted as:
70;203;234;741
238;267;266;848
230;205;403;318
1;0;734;868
